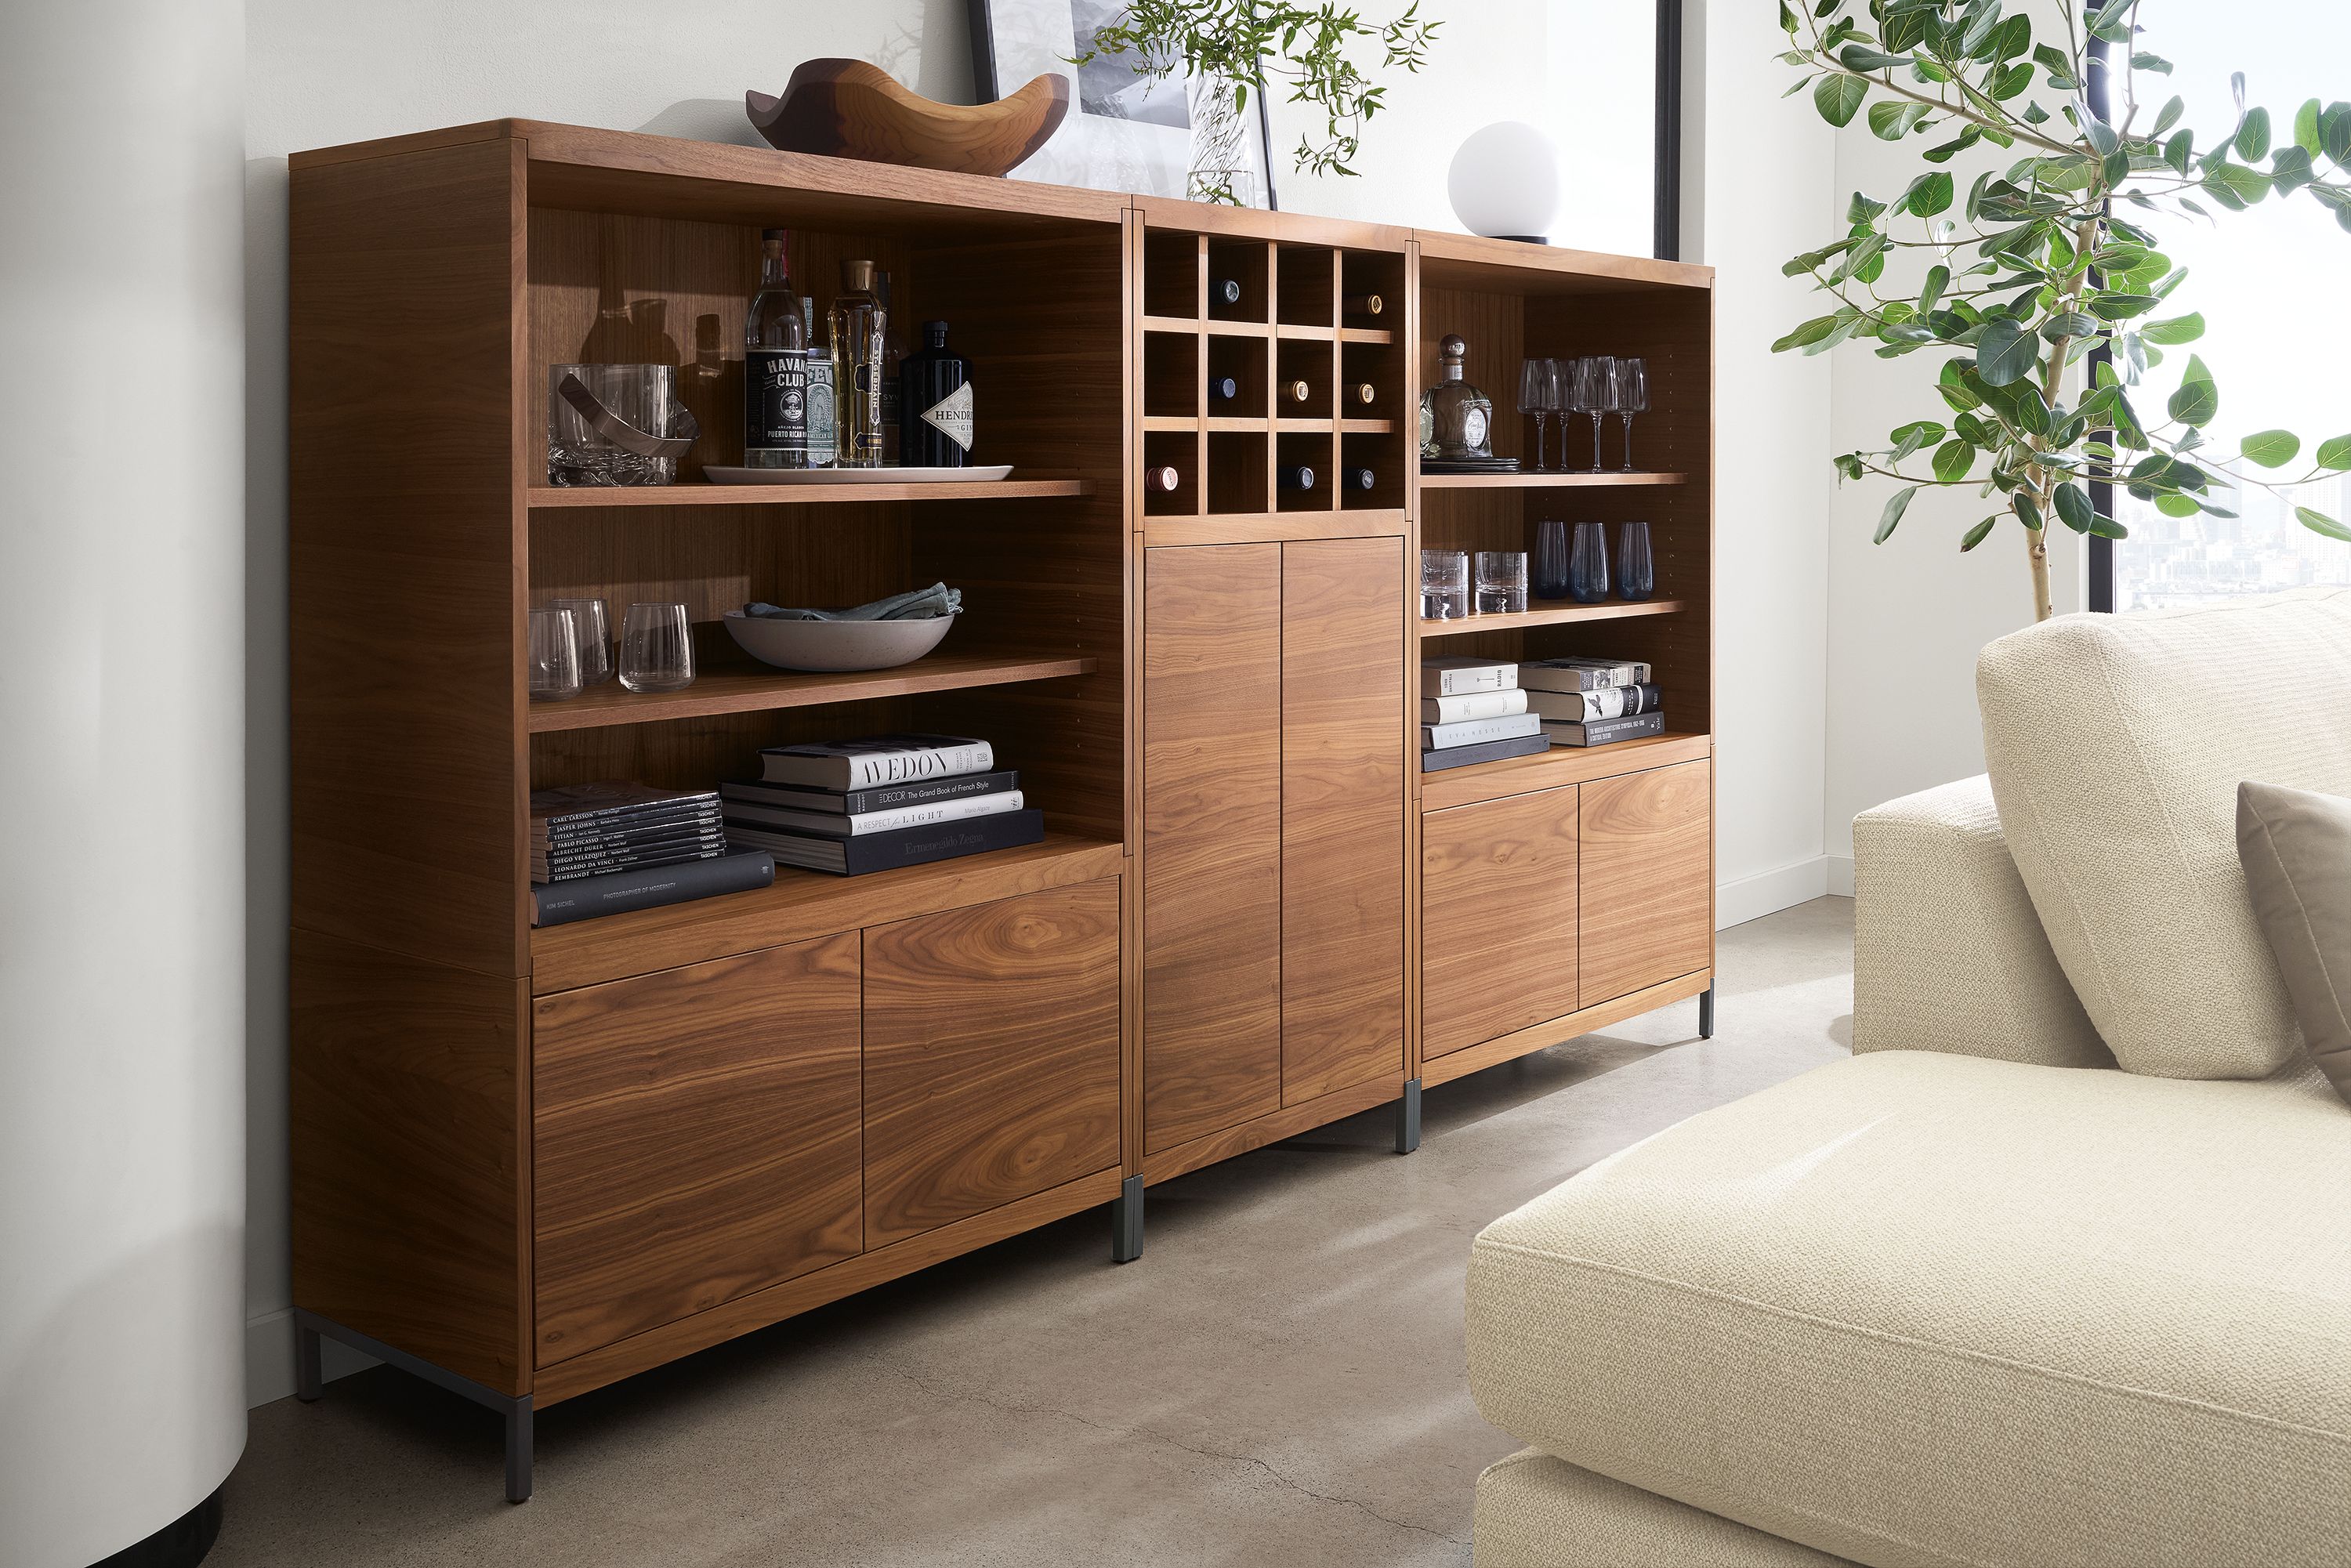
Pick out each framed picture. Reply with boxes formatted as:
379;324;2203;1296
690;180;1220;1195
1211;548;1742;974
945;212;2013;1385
969;0;1276;207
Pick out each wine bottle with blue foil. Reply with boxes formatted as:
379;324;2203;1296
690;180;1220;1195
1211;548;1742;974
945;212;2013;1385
899;320;973;469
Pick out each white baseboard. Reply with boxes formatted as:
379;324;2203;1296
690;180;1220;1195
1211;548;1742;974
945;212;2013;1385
1715;855;1834;929
247;1305;378;1409
1825;853;1854;898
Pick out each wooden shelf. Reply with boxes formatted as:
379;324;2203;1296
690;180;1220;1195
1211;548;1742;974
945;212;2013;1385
1141;415;1201;433
1421;732;1713;813
1418;469;1690;490
530;832;1125;994
529;474;1090;507
1275;324;1335;341
1418;599;1687;639
527;654;1096;732
1339;418;1395;435
1337;326;1396;345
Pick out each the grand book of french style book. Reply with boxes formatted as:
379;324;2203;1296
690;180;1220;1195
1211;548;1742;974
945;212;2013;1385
757;733;994;790
723;790;1025;839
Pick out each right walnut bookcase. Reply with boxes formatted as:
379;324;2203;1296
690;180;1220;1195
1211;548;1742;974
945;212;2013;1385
1406;233;1715;1093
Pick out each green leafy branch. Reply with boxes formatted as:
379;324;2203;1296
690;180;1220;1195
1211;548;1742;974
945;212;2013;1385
1774;0;2351;621
1071;1;1440;189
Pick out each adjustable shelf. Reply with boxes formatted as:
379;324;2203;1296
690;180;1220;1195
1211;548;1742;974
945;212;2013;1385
1418;599;1688;640
527;474;1092;507
526;654;1098;732
1418;470;1689;490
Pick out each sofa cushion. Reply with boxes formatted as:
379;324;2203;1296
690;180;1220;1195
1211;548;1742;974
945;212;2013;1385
1474;1450;1857;1568
1975;586;2351;1079
2239;780;2351;1103
1465;1050;2351;1568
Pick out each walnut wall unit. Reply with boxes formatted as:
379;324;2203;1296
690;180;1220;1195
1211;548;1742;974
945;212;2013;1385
288;122;1714;1503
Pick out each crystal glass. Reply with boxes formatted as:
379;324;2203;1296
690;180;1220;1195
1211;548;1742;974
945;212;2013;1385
1547;357;1578;469
1533;520;1573;600
1578;357;1620;474
1475;551;1528;614
1419;549;1470;620
546;596;612;684
527;607;581;702
618;602;697;693
1517;357;1555;472
1616;521;1655;602
1617;357;1650;473
1568;521;1611;604
547;364;688;487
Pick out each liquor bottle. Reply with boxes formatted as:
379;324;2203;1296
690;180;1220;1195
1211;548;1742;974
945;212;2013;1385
1347;382;1377;406
1211;277;1243;310
799;294;835;469
828;259;887;467
743;229;810;468
899;320;974;469
1281;378;1313;404
1342;292;1384;317
1209;375;1241;402
1421;334;1494;460
1278;465;1317;491
1344;466;1376;490
1145;465;1181;491
876;270;903;465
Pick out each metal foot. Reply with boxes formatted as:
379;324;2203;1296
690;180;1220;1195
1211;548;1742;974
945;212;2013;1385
1395;1077;1422;1154
1699;984;1715;1040
1110;1173;1143;1262
506;1400;534;1504
295;1317;323;1403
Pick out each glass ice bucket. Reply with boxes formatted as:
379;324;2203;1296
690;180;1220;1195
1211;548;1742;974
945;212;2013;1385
546;364;700;486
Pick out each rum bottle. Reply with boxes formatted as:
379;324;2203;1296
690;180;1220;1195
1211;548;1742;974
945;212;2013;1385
828;260;887;467
744;230;810;468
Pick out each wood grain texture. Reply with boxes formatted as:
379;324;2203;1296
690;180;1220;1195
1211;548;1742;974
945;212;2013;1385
1142;544;1284;1152
746;60;1069;177
1420;787;1579;1059
291;929;531;1394
862;879;1123;1246
290;137;526;977
1280;537;1407;1103
1418;968;1712;1090
531;938;864;1365
1417;732;1714;813
1413;230;1715;294
1578;759;1715;1008
531;1168;1122;1407
1139;1071;1401;1186
1418;599;1688;640
527;476;1090;506
526;655;1096;732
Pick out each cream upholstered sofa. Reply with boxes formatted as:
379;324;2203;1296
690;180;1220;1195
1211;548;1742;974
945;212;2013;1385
1463;587;2351;1568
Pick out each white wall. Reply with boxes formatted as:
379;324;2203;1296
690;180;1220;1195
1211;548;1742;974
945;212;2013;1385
2;1;249;1560
241;0;1676;1409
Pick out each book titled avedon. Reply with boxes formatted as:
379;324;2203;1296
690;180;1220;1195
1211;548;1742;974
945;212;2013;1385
758;733;993;791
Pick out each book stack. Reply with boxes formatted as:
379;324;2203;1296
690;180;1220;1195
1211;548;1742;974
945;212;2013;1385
1421;657;1546;773
528;780;774;927
721;733;1044;875
1520;657;1667;748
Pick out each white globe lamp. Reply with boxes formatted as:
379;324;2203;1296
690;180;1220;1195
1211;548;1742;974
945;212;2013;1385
1447;120;1563;244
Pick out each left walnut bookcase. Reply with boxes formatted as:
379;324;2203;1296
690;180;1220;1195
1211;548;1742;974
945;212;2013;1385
288;123;1132;1501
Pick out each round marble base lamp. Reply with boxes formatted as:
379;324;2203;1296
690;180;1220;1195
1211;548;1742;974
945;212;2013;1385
1447;120;1563;244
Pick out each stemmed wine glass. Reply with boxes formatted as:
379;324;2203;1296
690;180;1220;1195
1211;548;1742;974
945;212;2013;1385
1517;358;1556;472
1576;357;1618;474
1617;357;1650;473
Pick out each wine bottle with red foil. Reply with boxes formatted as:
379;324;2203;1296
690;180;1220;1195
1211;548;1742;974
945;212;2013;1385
898;319;973;469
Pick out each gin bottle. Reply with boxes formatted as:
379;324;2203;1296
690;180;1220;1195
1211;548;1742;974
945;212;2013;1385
900;320;973;469
799;295;835;468
828;259;887;468
1421;334;1494;460
743;230;810;469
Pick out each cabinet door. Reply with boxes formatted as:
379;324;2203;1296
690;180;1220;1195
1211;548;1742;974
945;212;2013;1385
1143;544;1284;1152
863;879;1122;1247
531;936;864;1366
1421;787;1581;1058
1578;759;1714;1008
1281;536;1406;1103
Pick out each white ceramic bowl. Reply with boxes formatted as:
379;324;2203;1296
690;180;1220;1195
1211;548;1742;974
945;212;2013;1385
722;610;954;672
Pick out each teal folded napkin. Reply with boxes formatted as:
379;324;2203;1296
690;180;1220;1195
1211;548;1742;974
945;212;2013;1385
742;583;963;622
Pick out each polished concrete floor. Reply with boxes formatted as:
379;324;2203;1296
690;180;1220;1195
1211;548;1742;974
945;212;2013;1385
214;896;1855;1567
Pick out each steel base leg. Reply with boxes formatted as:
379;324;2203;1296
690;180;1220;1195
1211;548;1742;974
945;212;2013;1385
1699;984;1715;1040
1110;1174;1144;1263
295;1306;534;1503
1395;1077;1422;1154
505;1400;534;1504
295;1317;324;1403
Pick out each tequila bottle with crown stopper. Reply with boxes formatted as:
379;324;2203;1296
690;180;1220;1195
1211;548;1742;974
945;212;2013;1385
1420;334;1494;460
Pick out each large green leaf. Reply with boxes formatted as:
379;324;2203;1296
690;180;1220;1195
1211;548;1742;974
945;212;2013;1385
2315;435;2351;470
1875;485;1919;544
2053;482;2094;533
2296;98;2324;154
2168;355;2219;426
1869;101;1929;139
2156;494;2202;518
2154;96;2186;137
1960;515;1999;552
1976;319;2040;386
2141;313;2204;345
1991;62;2034;100
1773;315;1841;353
2237;107;2273;161
1919;264;1951;314
1933;438;1977;482
1816;74;1868;128
1904;172;1955;215
2323;102;2351;165
2298;507;2351;542
2241;429;2301;469
1890;420;1945;461
2087;513;2130;540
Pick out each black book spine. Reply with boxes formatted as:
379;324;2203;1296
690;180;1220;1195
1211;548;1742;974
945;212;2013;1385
529;849;774;926
1419;733;1549;773
537;842;726;881
538;803;723;847
836;809;1045;875
722;770;1018;815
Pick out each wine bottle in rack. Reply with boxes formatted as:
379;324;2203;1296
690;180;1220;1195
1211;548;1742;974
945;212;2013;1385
1344;466;1376;490
1212;278;1244;309
1347;382;1377;406
1145;465;1182;491
1281;378;1313;404
1278;465;1317;491
1209;375;1240;402
1342;292;1384;317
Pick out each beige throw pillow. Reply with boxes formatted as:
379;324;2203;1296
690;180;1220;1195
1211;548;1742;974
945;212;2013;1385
2237;780;2351;1104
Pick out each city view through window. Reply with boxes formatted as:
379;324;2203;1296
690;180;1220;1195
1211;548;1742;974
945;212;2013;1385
2109;3;2351;610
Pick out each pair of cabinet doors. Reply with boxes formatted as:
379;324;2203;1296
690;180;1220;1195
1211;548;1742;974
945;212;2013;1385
527;878;1122;1368
1141;537;1408;1155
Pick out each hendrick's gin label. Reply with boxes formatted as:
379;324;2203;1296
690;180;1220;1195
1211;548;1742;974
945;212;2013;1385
899;320;973;468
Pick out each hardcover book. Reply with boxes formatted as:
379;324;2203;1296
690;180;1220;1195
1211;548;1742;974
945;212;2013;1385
725;807;1045;875
723;789;1024;838
532;830;728;882
1421;712;1544;750
1545;710;1668;747
1419;733;1549;773
529;780;721;831
1420;689;1528;724
720;770;1020;817
534;802;723;853
757;733;994;791
1517;657;1655;693
1524;683;1664;722
1420;657;1516;697
527;849;775;926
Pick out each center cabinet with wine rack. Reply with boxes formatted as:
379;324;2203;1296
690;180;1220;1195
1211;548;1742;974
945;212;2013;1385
288;122;1713;1501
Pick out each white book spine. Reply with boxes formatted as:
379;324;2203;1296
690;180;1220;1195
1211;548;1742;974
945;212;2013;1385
728;791;1023;838
845;741;993;789
1420;659;1517;697
1420;689;1529;723
1422;712;1543;749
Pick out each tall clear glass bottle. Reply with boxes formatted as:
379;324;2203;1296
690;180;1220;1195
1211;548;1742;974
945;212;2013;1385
828;259;886;468
800;293;835;468
876;270;904;466
742;230;810;469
